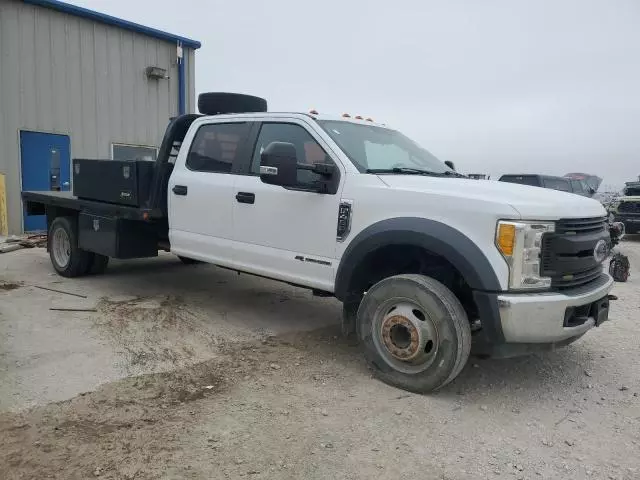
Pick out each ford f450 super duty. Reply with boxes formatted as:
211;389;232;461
22;93;615;393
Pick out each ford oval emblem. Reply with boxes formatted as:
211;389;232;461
593;239;608;263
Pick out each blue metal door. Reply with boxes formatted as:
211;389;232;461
20;131;71;231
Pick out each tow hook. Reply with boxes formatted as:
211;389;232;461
608;294;618;301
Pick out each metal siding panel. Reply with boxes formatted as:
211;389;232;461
0;1;22;233
106;27;122;143
156;42;171;141
145;38;159;145
119;30;136;149
1;0;189;233
34;7;54;130
49;6;70;135
187;49;196;113
1;2;24;233
132;36;147;142
18;4;38;129
79;20;98;156
168;44;178;118
93;23;109;154
23;0;201;49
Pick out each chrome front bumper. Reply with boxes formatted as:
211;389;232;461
497;274;615;343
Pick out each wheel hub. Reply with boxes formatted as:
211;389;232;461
376;301;439;370
381;315;421;360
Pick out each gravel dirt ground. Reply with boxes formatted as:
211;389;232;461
1;240;639;480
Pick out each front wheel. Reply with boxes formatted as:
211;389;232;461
357;274;471;393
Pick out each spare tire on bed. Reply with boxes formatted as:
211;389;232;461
198;92;267;115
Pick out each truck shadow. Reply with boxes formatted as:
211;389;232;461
96;256;600;403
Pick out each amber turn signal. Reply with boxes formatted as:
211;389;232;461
496;223;516;256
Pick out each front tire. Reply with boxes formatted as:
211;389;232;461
48;216;92;278
357;274;471;393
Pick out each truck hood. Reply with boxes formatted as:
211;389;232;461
620;196;640;202
377;176;607;220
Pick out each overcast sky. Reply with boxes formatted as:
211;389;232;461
77;0;639;189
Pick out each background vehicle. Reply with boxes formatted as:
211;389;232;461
610;180;640;234
22;93;615;393
498;174;596;196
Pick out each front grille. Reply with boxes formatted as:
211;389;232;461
551;265;603;289
541;217;608;290
554;216;607;234
618;202;640;214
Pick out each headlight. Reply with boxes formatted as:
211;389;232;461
496;221;555;290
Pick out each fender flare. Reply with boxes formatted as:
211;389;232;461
334;217;502;300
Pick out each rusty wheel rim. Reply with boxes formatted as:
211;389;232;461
372;299;439;374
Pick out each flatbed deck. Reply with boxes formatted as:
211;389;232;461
22;191;151;221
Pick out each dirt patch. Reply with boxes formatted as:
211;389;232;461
2;323;640;480
0;281;22;291
94;295;225;373
0;336;258;480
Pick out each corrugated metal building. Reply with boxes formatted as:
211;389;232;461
0;0;200;233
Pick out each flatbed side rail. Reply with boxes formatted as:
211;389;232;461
22;191;151;221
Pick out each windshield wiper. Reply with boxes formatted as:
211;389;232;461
366;167;466;177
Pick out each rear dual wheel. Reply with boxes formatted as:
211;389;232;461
48;217;109;277
356;274;471;393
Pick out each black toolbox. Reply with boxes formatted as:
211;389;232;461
78;213;158;259
72;159;155;207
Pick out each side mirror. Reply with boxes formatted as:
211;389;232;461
259;142;298;188
444;160;456;171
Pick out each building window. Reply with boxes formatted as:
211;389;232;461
112;143;158;162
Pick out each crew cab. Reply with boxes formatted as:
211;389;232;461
22;93;615;393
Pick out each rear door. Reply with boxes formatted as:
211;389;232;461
168;119;253;264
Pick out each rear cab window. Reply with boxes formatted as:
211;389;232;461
186;122;251;173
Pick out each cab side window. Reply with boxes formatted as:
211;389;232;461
187;123;250;173
250;123;331;184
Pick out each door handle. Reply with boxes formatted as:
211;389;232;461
235;192;255;204
172;185;188;196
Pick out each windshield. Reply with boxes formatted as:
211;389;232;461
317;120;451;174
624;186;640;196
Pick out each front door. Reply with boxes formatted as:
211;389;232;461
232;121;344;291
20;131;70;231
168;120;253;264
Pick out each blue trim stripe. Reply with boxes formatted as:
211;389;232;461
22;0;201;49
